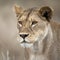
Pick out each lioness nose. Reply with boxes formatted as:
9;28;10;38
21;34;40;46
20;34;29;39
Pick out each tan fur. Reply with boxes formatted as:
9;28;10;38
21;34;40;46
15;5;60;60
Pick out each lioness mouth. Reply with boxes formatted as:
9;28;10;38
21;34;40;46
21;39;27;43
21;39;32;44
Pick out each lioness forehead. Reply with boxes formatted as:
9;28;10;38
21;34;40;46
18;8;39;21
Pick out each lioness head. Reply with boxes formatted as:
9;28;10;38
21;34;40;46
14;5;53;48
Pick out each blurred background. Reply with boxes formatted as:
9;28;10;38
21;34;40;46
0;0;60;60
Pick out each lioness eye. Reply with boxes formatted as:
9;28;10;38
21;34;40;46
31;21;38;27
18;21;22;24
32;21;38;25
18;21;22;27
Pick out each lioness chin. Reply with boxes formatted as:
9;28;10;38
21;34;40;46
14;5;60;60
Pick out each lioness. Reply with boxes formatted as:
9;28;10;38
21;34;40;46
14;5;60;60
15;6;60;60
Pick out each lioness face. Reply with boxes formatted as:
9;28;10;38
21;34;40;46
14;5;52;48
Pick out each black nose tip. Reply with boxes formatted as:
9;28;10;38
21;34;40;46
20;34;29;39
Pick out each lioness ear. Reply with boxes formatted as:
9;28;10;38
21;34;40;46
14;5;23;17
39;6;53;22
